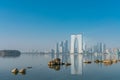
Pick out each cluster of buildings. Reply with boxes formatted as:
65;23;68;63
51;34;83;54
85;43;106;53
50;33;120;55
56;40;69;54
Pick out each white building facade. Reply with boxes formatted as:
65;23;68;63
70;34;83;53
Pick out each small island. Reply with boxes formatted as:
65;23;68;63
0;50;21;57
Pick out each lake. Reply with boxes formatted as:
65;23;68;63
0;53;120;80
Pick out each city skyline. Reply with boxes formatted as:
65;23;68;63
0;0;120;51
52;33;120;54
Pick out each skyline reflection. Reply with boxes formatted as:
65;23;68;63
70;54;83;75
50;52;120;74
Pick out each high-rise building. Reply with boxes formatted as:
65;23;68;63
56;43;59;53
64;40;69;53
70;34;83;53
51;49;55;60
93;43;106;53
102;44;106;53
56;40;69;54
83;42;86;52
59;41;63;53
98;43;106;53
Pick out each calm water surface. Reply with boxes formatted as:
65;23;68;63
0;53;120;80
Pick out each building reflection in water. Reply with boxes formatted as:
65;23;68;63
70;54;83;75
50;52;120;72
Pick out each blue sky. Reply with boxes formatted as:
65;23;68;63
0;0;120;51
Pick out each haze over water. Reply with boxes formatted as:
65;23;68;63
0;0;120;80
0;53;120;80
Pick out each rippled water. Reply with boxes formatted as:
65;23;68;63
0;53;120;80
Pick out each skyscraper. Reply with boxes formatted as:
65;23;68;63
56;40;69;54
64;40;69;53
70;34;83;53
59;41;63;53
97;43;106;53
56;43;59;53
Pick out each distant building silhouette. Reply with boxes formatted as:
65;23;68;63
56;43;59;54
56;40;69;54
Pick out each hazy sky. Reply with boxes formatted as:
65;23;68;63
0;0;120;52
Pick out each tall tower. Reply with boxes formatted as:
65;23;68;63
56;43;59;53
64;40;69;53
70;34;83;53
